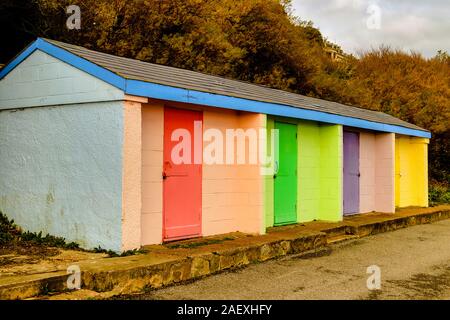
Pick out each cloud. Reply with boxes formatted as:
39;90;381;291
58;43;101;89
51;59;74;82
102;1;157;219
292;0;450;57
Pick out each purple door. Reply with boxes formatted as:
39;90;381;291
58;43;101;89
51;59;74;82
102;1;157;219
343;131;360;215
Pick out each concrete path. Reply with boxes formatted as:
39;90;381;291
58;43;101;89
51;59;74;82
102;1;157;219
135;219;450;300
2;205;449;299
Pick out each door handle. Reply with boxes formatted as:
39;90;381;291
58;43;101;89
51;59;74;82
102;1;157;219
162;171;189;178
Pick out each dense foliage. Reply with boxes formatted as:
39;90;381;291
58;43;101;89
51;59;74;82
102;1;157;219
1;0;448;185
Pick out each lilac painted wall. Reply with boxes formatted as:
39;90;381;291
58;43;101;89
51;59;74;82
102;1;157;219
343;131;360;215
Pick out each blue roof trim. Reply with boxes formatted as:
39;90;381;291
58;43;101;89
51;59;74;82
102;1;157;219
126;80;431;138
38;40;126;90
0;40;39;79
0;38;431;139
0;38;126;90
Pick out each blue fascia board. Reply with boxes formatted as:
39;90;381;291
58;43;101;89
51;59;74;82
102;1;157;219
0;41;39;79
126;80;431;138
38;39;126;90
0;38;431;139
0;38;126;90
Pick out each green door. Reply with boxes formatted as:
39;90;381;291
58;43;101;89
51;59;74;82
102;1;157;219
274;122;298;226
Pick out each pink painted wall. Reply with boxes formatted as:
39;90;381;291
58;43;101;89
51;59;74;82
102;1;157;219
121;100;142;250
375;133;395;212
359;132;376;213
141;102;164;245
359;131;395;213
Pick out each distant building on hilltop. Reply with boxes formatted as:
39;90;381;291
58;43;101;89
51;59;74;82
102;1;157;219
323;41;346;62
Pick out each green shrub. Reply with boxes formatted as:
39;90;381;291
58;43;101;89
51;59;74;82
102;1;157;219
429;181;450;206
0;212;19;245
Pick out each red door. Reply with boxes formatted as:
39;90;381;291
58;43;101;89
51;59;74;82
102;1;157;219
163;107;202;241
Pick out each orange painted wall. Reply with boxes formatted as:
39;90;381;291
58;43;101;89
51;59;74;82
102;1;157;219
140;100;265;245
202;109;265;236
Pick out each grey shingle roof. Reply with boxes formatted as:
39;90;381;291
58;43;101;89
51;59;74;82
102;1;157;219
45;39;428;133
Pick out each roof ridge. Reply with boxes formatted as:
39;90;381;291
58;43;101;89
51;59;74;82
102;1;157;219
42;39;395;116
44;38;289;93
1;37;429;136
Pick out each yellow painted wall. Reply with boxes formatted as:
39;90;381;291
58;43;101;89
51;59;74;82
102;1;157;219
395;136;429;208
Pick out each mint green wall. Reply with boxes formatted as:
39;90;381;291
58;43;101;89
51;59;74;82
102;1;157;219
318;124;343;221
298;121;342;222
266;119;343;228
297;121;321;222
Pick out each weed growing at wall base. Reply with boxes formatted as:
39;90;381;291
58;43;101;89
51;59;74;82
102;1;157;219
0;211;80;249
93;246;148;257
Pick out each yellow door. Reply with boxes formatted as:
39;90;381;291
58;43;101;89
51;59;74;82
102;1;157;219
395;136;429;208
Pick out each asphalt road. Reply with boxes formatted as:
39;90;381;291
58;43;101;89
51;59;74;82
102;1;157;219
135;219;450;300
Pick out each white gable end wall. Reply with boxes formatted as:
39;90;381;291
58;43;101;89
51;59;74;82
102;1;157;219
0;50;124;109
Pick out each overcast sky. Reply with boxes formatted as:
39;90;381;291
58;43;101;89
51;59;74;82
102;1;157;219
292;0;450;58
